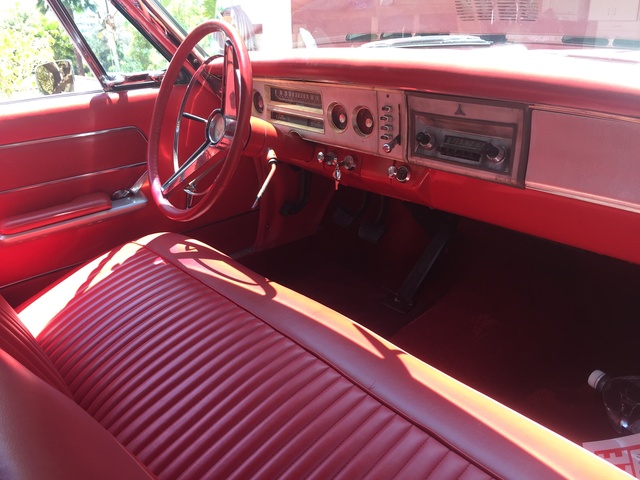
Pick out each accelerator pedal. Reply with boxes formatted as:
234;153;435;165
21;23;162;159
384;209;458;313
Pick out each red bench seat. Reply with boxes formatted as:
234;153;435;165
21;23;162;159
0;233;628;479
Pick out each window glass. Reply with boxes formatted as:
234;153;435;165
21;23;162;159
0;0;170;103
61;0;169;75
0;0;100;101
159;0;265;54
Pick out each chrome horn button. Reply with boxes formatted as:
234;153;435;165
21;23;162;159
207;111;226;144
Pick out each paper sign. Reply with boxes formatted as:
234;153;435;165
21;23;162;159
584;433;640;478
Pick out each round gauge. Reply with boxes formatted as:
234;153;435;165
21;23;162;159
354;107;374;136
328;103;348;132
253;90;264;114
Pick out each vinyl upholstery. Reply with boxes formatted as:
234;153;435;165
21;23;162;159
7;233;628;479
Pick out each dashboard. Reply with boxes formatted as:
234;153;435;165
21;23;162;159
249;48;640;265
253;79;526;187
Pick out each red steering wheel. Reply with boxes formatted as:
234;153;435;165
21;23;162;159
147;20;252;221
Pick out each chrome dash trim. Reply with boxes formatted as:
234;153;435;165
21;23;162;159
530;104;640;125
526;183;640;215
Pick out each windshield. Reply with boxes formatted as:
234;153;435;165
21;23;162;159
157;0;640;51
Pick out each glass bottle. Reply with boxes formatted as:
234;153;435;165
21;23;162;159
589;370;640;435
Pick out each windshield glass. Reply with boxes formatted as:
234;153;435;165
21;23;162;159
157;0;640;51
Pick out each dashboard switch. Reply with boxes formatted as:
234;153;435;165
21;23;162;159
341;155;356;170
383;135;400;154
388;164;411;183
317;151;337;165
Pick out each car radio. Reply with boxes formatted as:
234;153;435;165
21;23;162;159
407;94;527;186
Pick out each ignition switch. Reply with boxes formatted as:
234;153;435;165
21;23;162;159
317;151;357;189
317;151;337;165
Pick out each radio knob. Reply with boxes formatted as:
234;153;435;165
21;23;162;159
484;144;506;163
416;131;435;150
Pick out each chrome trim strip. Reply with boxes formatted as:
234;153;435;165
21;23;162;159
45;0;112;89
0;126;148;150
0;163;146;196
0;193;148;245
530;104;640;125
526;183;640;215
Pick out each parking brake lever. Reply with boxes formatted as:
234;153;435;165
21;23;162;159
252;149;278;210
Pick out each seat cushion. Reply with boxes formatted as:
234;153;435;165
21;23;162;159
0;350;154;480
16;233;627;480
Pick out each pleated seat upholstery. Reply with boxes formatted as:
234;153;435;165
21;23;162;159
0;233;627;479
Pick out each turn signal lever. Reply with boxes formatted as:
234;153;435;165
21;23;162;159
252;148;278;210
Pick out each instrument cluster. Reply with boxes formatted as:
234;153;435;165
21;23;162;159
251;79;405;163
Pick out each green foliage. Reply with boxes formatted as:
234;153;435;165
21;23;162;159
44;18;77;70
163;0;219;32
0;2;55;99
0;0;220;101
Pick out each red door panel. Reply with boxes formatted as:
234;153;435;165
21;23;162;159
0;88;259;304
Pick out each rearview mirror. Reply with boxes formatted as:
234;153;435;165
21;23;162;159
35;60;75;95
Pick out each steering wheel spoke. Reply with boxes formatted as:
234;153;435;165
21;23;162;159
147;20;252;221
221;40;240;119
163;141;208;196
182;112;208;123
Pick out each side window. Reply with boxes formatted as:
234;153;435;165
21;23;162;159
0;1;102;101
64;0;168;76
0;0;168;103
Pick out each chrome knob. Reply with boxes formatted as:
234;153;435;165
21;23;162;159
317;151;337;165
416;131;435;150
383;135;400;154
341;155;356;170
388;164;411;182
484;144;506;163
